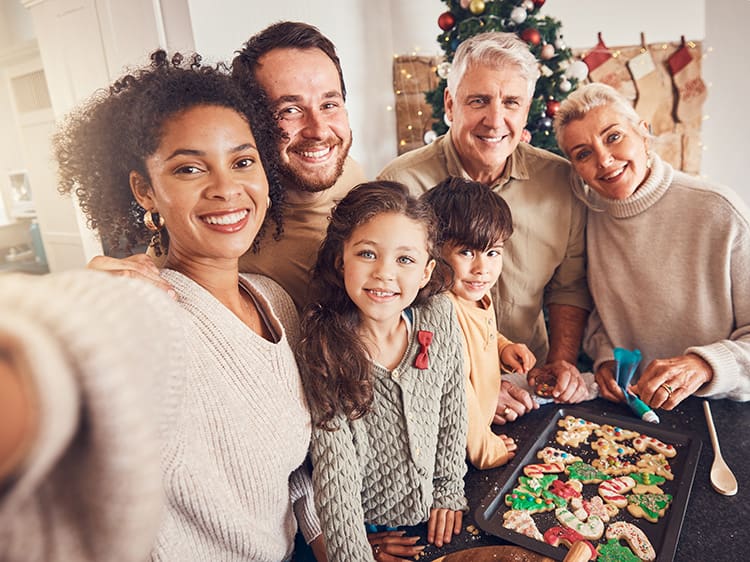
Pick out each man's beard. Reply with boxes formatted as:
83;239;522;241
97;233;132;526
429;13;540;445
279;134;352;193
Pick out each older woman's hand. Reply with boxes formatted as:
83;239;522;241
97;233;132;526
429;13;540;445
630;353;713;410
594;360;627;403
493;380;538;425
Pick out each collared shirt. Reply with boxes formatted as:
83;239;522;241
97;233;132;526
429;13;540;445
240;157;367;310
379;134;592;363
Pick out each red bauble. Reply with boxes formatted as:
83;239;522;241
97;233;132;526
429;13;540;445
520;28;541;46
438;11;456;31
533;0;546;6
546;99;561;117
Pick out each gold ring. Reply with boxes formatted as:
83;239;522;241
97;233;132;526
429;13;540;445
661;383;673;395
503;406;512;416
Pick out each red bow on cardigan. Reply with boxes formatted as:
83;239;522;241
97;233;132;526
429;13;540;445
414;330;433;370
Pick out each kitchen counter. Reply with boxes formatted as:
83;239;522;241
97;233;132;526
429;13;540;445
402;396;748;562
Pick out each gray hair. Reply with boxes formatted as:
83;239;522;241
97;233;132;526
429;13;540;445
554;82;646;155
446;32;539;99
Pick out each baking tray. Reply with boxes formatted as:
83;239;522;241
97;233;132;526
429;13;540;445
475;406;702;561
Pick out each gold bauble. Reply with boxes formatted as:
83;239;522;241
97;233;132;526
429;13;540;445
469;0;486;15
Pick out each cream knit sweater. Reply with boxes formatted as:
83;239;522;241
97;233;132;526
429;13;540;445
0;269;319;562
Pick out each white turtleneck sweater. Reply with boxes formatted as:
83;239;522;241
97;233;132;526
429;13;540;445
579;155;750;400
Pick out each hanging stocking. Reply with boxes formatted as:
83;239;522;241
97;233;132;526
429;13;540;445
668;37;707;127
585;33;637;103
627;34;673;134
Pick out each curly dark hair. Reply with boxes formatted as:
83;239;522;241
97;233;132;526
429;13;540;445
297;181;447;429
54;49;284;256
231;21;346;102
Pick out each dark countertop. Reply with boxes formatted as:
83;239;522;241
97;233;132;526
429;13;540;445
406;396;749;562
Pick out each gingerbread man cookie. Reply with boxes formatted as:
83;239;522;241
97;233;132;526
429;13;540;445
598;476;636;508
595;424;640;441
592;455;638;476
633;434;677;458
627;492;673;523
537;446;583;465
556;429;592;448
605;521;656;561
571;495;618;522
591;437;636;458
549;478;583;502
502;510;544;541
558;416;601;431
636;453;674;480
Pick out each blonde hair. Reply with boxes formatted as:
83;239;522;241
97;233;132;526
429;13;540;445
447;32;539;99
554;82;646;155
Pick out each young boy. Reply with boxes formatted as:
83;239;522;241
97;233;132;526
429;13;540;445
423;177;536;469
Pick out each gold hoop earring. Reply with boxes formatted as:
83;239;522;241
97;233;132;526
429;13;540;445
143;210;165;256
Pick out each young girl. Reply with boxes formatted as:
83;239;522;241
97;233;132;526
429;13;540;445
423;177;537;470
297;181;468;562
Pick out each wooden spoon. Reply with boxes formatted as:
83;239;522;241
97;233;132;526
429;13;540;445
703;400;738;496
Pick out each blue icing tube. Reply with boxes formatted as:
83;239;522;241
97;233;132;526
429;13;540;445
614;347;659;423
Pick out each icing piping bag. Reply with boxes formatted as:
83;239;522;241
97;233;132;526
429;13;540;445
613;347;660;424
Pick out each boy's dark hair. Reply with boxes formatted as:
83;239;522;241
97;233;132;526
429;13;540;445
232;21;346;100
422;176;513;249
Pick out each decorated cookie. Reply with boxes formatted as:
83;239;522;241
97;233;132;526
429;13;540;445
606;521;656;561
633;434;677;458
566;461;611;483
543;526;598;560
592;455;638;476
517;474;558;495
597;538;642;562
627;492;673;523
556;429;592;448
537;446;583;465
502;510;544;541
558;416;601;431
630;471;666;487
571;495;618;522
555;507;605;540
523;461;565;478
598;476;636;508
504;490;557;513
549;478;583;502
636;453;675;480
592;437;636;458
595;424;640;441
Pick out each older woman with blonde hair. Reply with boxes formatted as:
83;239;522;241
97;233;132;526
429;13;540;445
554;82;750;410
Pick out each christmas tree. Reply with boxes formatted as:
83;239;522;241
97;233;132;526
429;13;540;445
426;0;588;155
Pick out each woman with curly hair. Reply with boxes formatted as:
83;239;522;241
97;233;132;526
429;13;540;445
0;51;323;562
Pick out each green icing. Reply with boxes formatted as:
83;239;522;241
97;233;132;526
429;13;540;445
597;538;641;562
504;490;556;512
566;461;611;482
631;471;666;486
628;493;673;520
517;474;557;495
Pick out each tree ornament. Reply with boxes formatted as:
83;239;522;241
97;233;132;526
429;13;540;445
545;99;560;117
460;0;471;8
559;78;572;93
520;28;541;46
423;130;438;145
469;0;486;15
565;60;589;81
436;61;452;79
540;43;555;60
510;6;527;24
533;0;546;6
554;37;566;50
438;11;456;31
522;0;534;10
537;116;553;129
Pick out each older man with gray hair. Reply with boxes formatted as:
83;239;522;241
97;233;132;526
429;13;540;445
379;31;592;418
